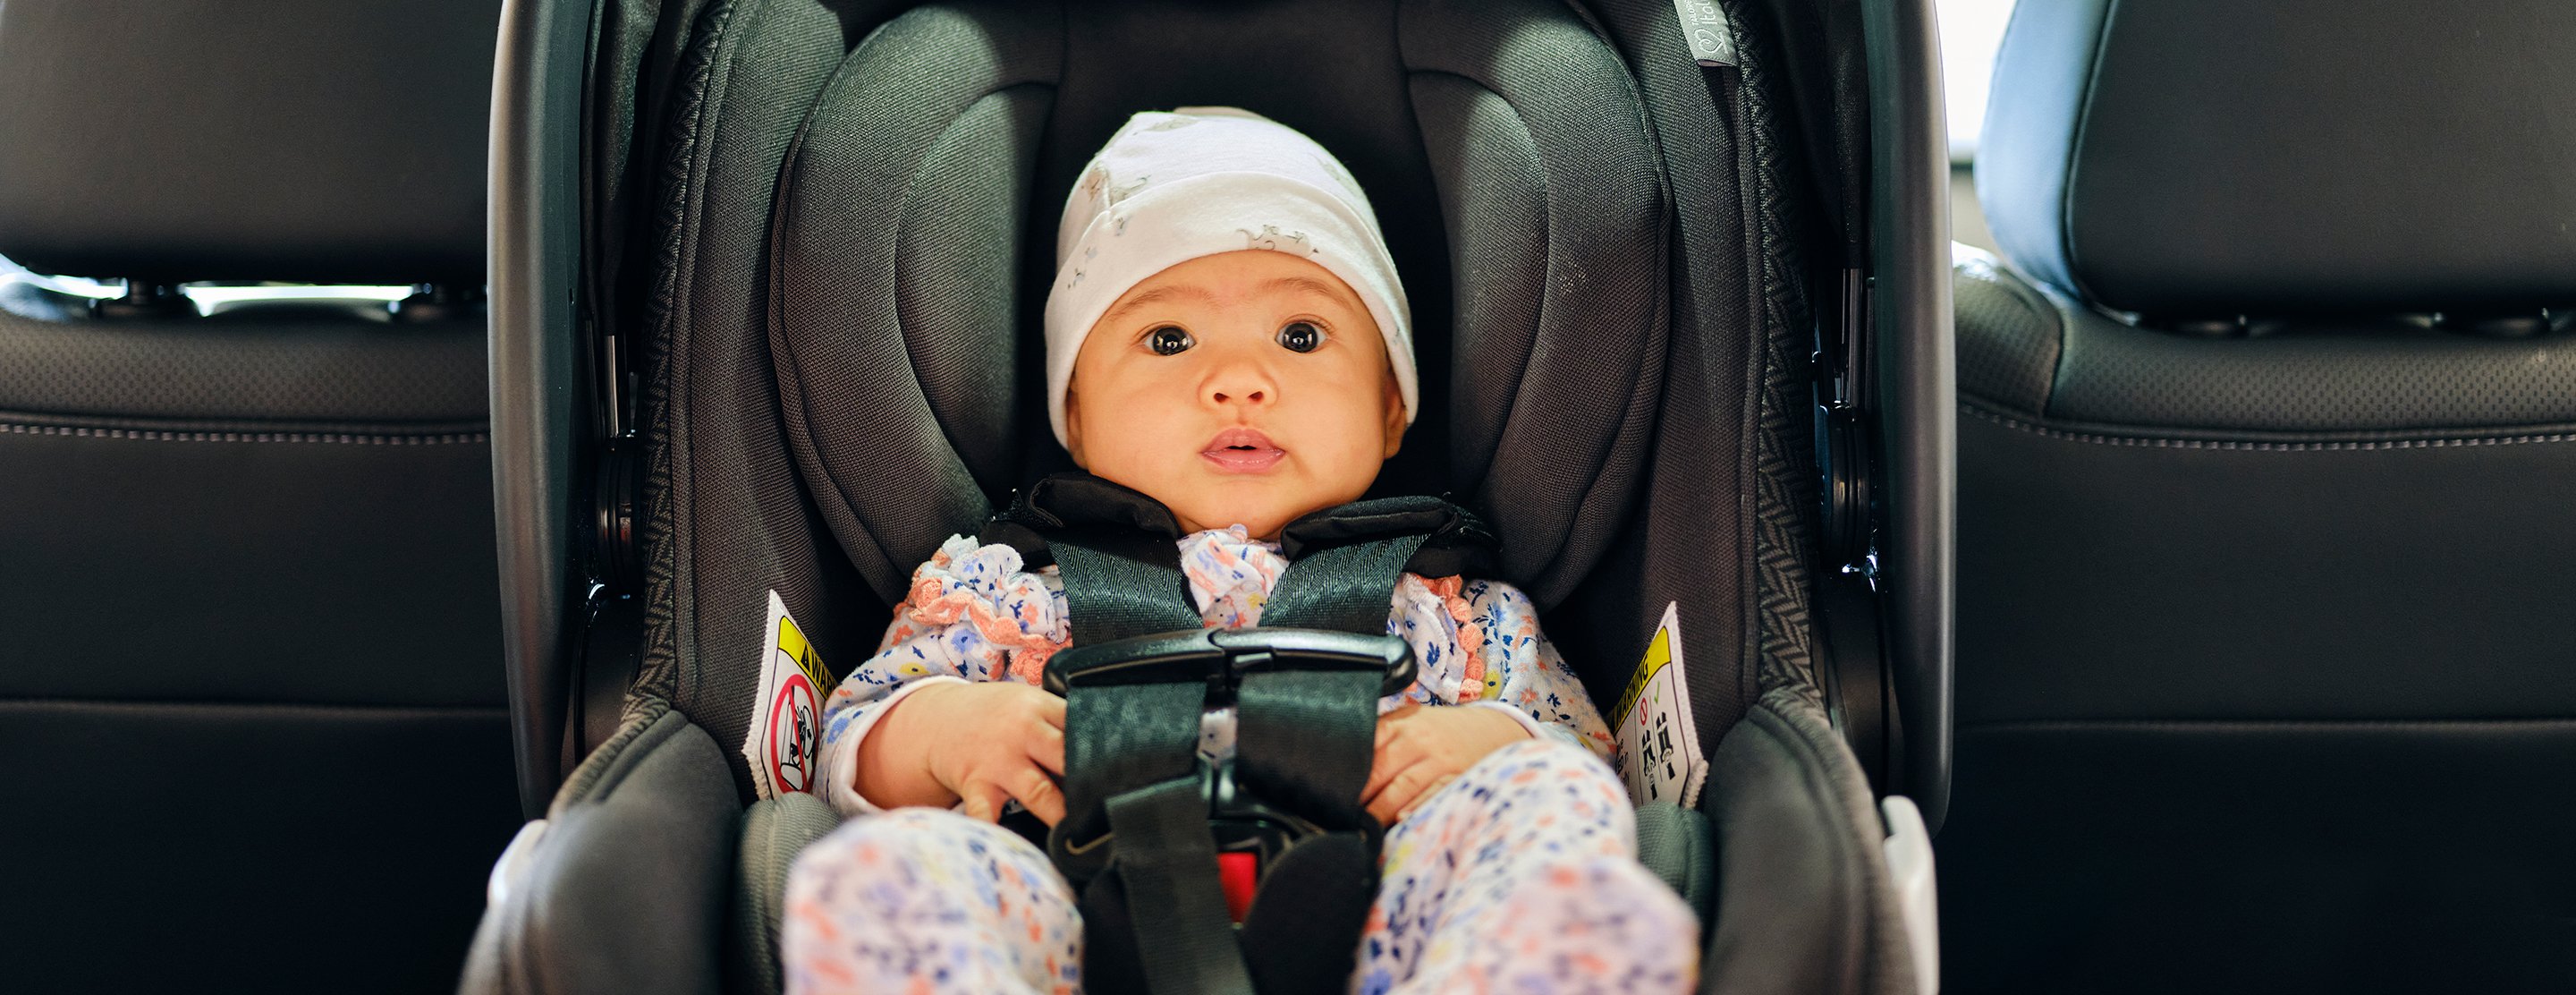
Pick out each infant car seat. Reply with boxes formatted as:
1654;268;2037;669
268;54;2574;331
465;1;1953;992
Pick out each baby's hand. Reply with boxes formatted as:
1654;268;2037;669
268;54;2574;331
1360;702;1531;826
854;681;1068;825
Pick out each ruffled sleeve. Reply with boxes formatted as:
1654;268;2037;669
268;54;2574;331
1388;574;1617;760
812;535;1070;817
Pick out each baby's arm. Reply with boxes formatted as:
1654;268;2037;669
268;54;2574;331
1460;579;1617;759
1363;576;1616;822
812;536;1071;821
856;679;1067;823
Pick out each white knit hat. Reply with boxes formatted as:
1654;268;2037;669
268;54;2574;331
1043;106;1415;448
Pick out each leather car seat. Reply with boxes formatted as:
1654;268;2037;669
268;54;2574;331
0;3;520;991
1943;1;2576;991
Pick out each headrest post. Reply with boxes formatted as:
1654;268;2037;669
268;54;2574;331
89;281;193;320
2436;311;2557;339
396;284;486;322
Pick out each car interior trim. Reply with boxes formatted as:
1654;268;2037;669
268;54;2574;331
1962;404;2576;450
0;421;491;444
0;698;513;719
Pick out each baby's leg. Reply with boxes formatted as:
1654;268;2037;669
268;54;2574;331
1355;737;1699;995
782;808;1083;995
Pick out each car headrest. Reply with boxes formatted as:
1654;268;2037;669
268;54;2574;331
0;1;498;285
1976;0;2576;318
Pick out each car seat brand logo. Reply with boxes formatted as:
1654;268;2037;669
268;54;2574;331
1670;0;1738;68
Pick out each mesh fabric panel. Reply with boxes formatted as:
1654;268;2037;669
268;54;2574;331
634;0;894;768
1399;0;1668;607
768;2;1060;603
1733;0;1826;703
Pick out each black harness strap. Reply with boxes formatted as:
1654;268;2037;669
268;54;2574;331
1104;777;1258;994
1228;530;1429;993
1236;530;1430;824
1047;524;1201;645
1039;519;1203;869
987;474;1493;995
1041;522;1255;993
1263;527;1434;632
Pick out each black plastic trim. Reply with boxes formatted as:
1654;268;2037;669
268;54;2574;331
1862;0;1953;832
1814;565;1887;786
490;0;593;820
580;588;646;755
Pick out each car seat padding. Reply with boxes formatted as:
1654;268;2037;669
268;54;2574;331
767;0;1665;617
469;2;1936;993
726;791;840;995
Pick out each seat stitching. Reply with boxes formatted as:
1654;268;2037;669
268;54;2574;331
0;696;509;717
0;422;487;444
1964;404;2576;450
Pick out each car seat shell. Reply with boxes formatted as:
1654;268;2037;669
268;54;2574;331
469;2;1950;992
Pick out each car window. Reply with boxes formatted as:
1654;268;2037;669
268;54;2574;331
1940;0;2017;250
1;254;413;316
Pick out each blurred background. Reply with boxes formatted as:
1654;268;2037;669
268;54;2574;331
1940;0;2014;251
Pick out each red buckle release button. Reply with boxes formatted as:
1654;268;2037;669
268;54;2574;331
1216;851;1258;923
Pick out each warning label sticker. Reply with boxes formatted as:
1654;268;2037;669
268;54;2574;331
744;591;834;799
1614;602;1708;809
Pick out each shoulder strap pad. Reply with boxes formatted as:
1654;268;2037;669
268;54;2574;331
979;472;1180;568
1278;495;1497;578
980;472;1498;577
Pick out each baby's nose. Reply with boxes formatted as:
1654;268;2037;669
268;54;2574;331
1207;361;1275;405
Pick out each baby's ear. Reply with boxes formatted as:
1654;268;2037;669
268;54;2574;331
1063;387;1090;466
1380;374;1406;460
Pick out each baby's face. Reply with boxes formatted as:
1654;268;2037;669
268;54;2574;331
1065;250;1404;540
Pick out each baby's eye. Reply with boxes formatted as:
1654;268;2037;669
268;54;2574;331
1275;321;1326;353
1147;326;1194;355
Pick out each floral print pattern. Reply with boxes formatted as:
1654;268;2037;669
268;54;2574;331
814;527;1615;816
784;739;1698;995
782;529;1690;993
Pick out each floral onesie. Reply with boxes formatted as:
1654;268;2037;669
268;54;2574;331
784;528;1699;994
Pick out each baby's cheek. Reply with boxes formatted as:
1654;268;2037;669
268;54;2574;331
1083;417;1182;478
1315;411;1394;492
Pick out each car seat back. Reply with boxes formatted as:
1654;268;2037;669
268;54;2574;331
0;2;519;991
1947;1;2576;991
766;0;1668;721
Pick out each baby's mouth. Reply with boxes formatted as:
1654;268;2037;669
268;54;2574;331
1201;427;1285;473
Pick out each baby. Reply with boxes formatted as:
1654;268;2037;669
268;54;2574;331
784;107;1697;994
